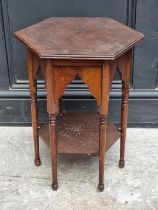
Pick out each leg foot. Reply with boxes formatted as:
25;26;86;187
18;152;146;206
35;158;41;166
52;182;58;191
97;183;104;192
119;158;125;168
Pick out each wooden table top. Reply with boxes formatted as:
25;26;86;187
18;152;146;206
15;17;144;60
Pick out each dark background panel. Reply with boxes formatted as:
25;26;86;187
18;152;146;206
133;0;158;89
0;3;9;90
0;98;157;127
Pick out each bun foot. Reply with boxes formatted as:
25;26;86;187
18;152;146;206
52;182;58;191
119;159;125;168
35;158;41;166
97;183;104;192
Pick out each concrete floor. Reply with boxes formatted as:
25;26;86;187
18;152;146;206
0;127;158;210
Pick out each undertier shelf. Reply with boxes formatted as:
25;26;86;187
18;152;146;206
39;113;120;155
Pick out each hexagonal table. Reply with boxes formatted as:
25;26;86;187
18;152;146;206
15;17;144;191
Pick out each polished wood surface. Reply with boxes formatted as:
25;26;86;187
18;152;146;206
15;17;143;192
15;17;144;60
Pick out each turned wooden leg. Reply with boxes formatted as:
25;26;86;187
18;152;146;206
49;114;58;191
119;80;129;168
28;51;41;166
97;61;110;192
44;59;59;190
98;115;108;192
118;50;131;168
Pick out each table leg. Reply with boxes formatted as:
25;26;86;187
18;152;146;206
98;61;110;192
119;51;131;168
44;59;59;190
28;51;41;166
119;80;130;168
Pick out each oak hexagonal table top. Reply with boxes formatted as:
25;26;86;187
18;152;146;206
15;17;144;60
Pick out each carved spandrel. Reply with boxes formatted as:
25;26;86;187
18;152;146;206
52;66;102;107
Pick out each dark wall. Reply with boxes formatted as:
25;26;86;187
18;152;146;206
0;0;158;125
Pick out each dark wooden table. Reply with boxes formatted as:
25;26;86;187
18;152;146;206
15;17;144;191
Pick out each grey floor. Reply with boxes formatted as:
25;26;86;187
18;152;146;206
0;127;158;210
